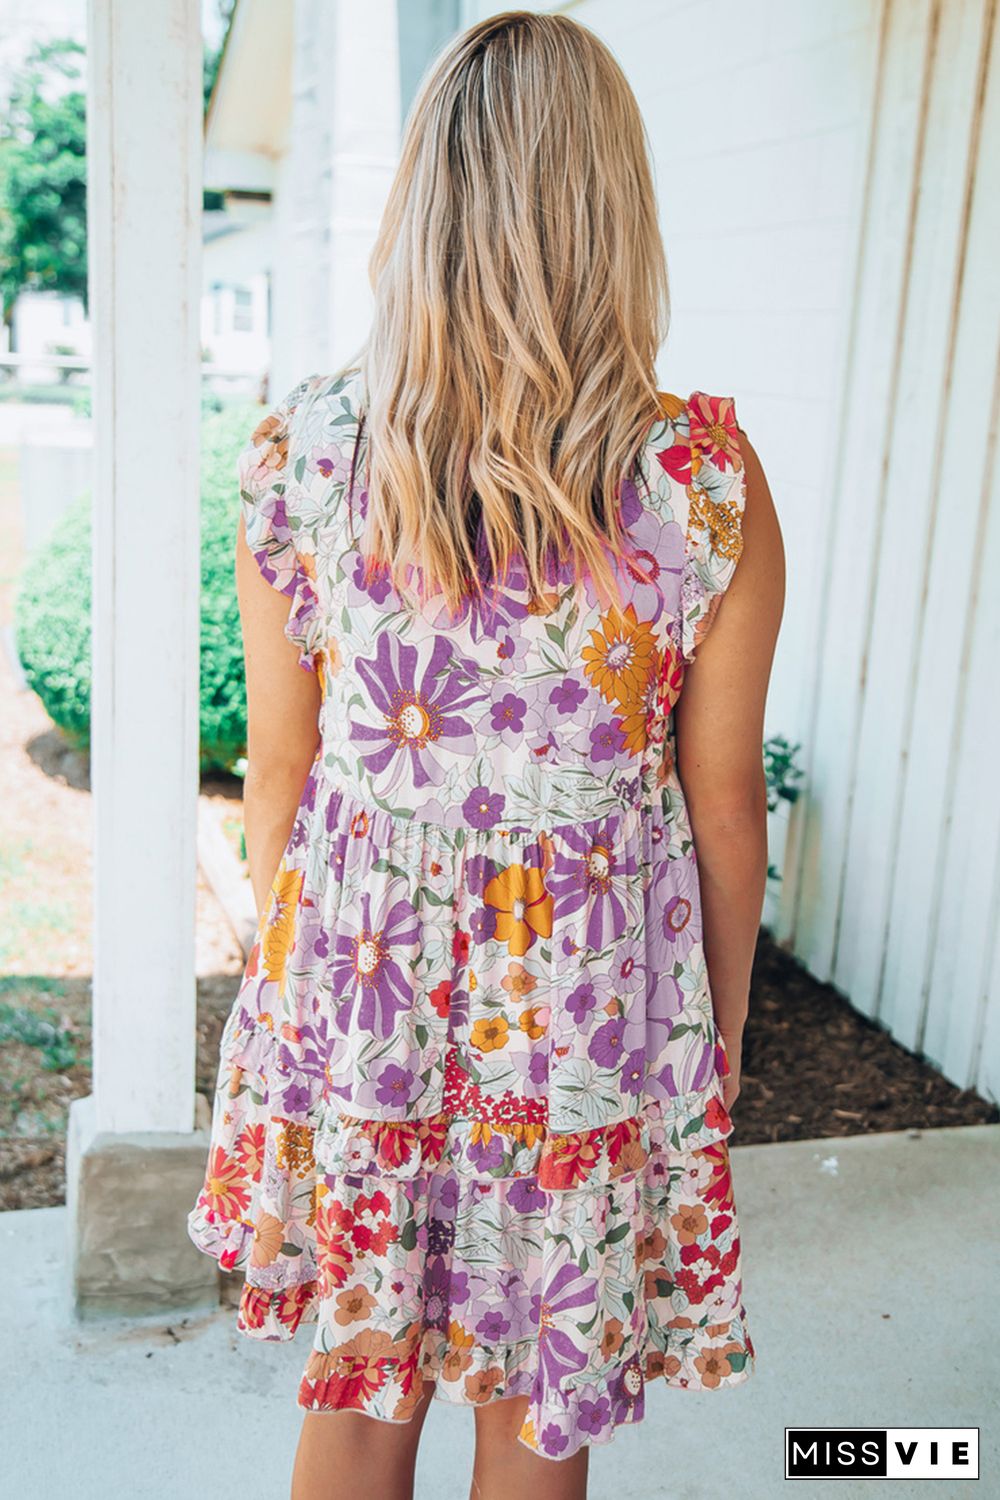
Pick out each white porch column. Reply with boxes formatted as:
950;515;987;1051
67;0;215;1316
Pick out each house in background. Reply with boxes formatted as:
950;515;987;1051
203;0;1000;1112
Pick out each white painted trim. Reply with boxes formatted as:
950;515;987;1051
87;0;202;1134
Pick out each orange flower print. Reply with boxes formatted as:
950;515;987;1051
483;862;553;957
501;962;537;998
693;1342;741;1388
442;1321;475;1382
334;1283;378;1325
250;1211;286;1267
671;1201;710;1245
581;603;659;718
261;863;304;987
470;1014;509;1053
518;1005;549;1040
201;1146;251;1220
326;636;344;676
247;410;289;478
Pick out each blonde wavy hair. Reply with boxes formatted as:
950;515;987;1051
352;9;670;614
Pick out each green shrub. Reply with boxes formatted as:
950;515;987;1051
14;402;261;775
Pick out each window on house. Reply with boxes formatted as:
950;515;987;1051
233;286;253;333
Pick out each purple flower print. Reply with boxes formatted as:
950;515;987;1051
328;883;420;1037
477;1308;512;1343
426;1214;456;1257
617;508;684;624
621;1047;646;1096
281;1082;311;1115
464;853;498;896
565;980;599;1026
349;550;396;607
548;821;638;951
490;689;528;745
308;443;352;484
423;1256;451;1331
588;1015;628;1069
539;1424;570;1458
463;786;505;830
576;1392;611;1437
351;633;484;792
432;1171;460;1215
608;938;646;996
549;676;588;717
372;1061;418;1109
466;1131;506;1173
536;1256;596;1387
470;906;497;944
427;568;531;641
650;853;701;964
528;1049;549;1087
507;1177;547;1213
589;719;626;763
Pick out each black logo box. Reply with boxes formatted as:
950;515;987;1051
785;1428;980;1481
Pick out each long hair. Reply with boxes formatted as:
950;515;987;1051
354;9;670;614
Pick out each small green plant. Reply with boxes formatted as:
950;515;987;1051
763;734;805;883
0;1003;77;1072
763;733;805;814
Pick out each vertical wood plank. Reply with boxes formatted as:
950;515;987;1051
790;0;934;979
882;1;999;1068
834;0;993;1021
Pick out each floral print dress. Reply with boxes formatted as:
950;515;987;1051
188;367;757;1462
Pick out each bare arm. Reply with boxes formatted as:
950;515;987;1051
236;512;322;917
673;434;785;1099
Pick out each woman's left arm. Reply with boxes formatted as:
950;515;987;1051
236;510;322;917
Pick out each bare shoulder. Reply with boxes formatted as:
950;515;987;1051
734;426;785;610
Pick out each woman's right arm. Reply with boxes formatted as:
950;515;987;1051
673;434;785;1106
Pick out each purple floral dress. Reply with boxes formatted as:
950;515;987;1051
188;369;756;1461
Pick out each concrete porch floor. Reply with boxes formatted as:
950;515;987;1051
2;1124;997;1500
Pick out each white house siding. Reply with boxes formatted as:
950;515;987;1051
269;0;400;395
461;0;999;1103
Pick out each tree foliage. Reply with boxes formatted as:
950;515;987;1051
0;39;87;323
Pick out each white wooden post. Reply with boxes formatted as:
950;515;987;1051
87;0;200;1135
67;0;215;1316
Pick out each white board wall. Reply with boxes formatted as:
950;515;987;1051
461;0;999;1102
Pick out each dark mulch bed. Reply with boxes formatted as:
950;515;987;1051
734;932;999;1144
1;932;996;1211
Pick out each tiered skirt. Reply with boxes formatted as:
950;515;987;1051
188;775;755;1461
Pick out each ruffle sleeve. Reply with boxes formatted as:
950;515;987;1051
678;391;747;665
238;376;325;672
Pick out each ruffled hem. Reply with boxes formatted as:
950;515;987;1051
188;1007;736;1285
290;1307;755;1461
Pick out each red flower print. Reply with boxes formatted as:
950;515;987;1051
430;980;452;1018
655;440;692;486
687;392;742;473
200;1146;251;1221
